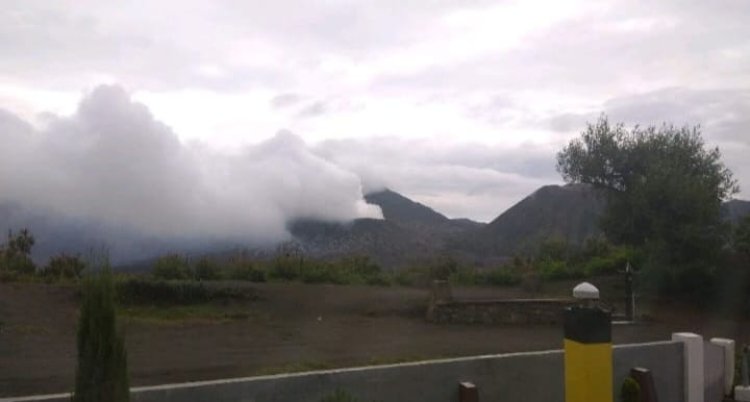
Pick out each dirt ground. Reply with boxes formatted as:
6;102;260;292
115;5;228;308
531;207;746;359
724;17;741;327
1;280;748;397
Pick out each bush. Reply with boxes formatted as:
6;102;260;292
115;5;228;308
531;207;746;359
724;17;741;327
620;376;640;402
42;253;85;281
300;263;341;284
484;267;521;286
152;254;191;280
73;266;130;402
0;254;36;275
193;258;221;281
268;255;302;281
229;262;267;282
538;259;583;281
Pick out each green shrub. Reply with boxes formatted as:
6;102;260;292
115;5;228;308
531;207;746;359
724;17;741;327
484;267;521;286
73;266;130;402
193;258;221;281
620;376;640;402
538;259;580;281
152;254;191;280
269;256;302;281
0;254;36;275
229;262;267;282
42;253;85;281
300;263;341;284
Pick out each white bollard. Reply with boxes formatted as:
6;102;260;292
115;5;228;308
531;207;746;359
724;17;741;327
672;333;704;402
710;338;735;396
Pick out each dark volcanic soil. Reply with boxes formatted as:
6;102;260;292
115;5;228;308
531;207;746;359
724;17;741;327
1;281;747;397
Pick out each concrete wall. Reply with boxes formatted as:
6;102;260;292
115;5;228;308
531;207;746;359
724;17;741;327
4;341;683;402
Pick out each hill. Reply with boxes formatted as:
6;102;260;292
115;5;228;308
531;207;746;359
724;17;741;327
289;189;482;267
364;189;449;225
454;184;604;256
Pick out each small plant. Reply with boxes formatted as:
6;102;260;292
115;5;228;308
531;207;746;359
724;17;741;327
320;389;360;402
73;263;130;402
620;376;640;402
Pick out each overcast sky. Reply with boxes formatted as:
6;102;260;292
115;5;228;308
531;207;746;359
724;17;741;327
1;0;749;224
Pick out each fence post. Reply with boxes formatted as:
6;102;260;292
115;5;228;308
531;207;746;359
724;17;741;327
672;332;704;402
710;338;735;397
564;282;613;402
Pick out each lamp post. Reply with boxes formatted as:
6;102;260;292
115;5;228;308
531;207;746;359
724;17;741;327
625;261;635;321
564;282;613;402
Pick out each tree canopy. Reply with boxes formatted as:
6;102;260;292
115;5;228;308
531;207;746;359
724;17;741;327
556;116;738;282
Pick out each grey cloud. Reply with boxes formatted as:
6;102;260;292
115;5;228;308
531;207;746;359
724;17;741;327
271;93;302;109
296;101;328;118
543;88;750;144
0;85;381;245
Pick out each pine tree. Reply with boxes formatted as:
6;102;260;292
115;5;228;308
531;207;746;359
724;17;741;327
72;266;130;402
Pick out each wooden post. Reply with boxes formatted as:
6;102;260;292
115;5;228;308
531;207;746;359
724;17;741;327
459;382;478;402
630;367;658;402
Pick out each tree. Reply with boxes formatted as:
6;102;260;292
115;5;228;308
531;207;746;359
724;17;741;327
734;215;750;257
0;228;36;274
556;116;738;296
73;265;130;402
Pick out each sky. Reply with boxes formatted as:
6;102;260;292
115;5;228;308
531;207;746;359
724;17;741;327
1;0;749;229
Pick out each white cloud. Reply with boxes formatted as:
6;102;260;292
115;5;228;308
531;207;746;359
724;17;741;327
0;86;381;245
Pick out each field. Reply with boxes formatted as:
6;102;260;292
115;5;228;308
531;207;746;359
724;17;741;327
1;280;748;397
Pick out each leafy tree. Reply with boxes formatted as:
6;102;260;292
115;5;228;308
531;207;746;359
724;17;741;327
556;116;738;297
0;228;36;274
73;265;130;402
734;215;750;256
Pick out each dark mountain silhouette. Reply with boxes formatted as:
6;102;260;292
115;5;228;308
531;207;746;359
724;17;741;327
454;184;604;256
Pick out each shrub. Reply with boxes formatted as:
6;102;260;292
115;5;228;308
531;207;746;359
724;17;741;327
229;262;267;282
0;228;37;275
538;259;582;281
73;267;130;402
152;254;191;280
269;255;301;281
300;263;341;284
620;376;640;402
42;253;86;281
484;267;521;286
193;258;221;281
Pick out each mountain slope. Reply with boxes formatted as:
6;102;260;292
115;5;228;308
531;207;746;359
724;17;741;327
290;189;481;266
457;184;605;255
364;189;449;225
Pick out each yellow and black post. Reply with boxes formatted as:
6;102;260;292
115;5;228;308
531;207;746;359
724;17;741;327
564;282;612;402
